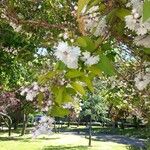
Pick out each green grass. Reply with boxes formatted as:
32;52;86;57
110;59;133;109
0;131;129;150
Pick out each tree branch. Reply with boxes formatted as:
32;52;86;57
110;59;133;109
4;9;67;30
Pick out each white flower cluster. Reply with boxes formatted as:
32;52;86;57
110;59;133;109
59;32;69;40
54;41;100;69
134;35;150;48
134;72;150;91
54;41;80;69
9;22;22;32
63;97;82;117
20;82;52;111
2;47;18;55
63;102;73;109
21;82;42;101
32;116;54;138
125;0;150;47
81;52;99;66
1;10;22;32
82;6;107;37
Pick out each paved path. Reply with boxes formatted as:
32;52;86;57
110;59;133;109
62;132;146;148
93;134;146;148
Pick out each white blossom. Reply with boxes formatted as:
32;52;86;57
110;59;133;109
93;16;107;37
131;0;143;14
74;5;78;11
125;0;150;37
125;15;137;31
134;72;150;91
41;107;49;112
70;39;74;43
134;35;150;48
63;33;68;40
32;82;39;90
40;87;45;92
38;5;42;9
54;41;81;69
32;116;54;138
20;88;29;96
81;51;91;60
136;24;148;35
63;103;73;109
82;6;108;37
9;22;22;32
81;51;100;66
26;90;37;101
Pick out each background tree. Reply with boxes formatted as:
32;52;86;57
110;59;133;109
80;94;108;146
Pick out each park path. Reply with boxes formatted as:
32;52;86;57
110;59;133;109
62;132;146;148
93;134;146;148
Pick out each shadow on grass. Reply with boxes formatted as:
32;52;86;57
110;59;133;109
43;146;88;150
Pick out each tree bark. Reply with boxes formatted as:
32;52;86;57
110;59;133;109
77;118;80;127
21;113;28;136
120;119;125;129
13;118;18;130
54;121;57;133
67;117;70;127
88;116;92;147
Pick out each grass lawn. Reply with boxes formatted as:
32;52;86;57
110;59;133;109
0;131;129;150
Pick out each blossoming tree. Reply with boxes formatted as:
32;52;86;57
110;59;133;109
0;0;150;137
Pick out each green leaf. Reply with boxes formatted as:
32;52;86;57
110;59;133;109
87;65;102;75
55;86;64;105
106;8;118;23
143;48;150;54
63;92;73;103
71;82;86;95
88;0;100;8
50;106;70;117
77;0;91;16
46;71;56;78
143;0;150;22
66;87;77;95
76;37;87;47
98;54;116;76
55;61;66;70
77;36;96;51
37;92;44;105
38;71;56;84
116;8;130;20
65;70;84;78
80;76;94;92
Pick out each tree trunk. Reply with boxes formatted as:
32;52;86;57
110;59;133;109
13;118;18;130
54;121;57;133
114;121;118;128
133;115;139;129
8;118;12;136
108;104;113;118
67;117;70;127
77;118;80;127
21;113;28;136
0;112;12;136
88;116;92;147
13;122;18;130
120;119;125;129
